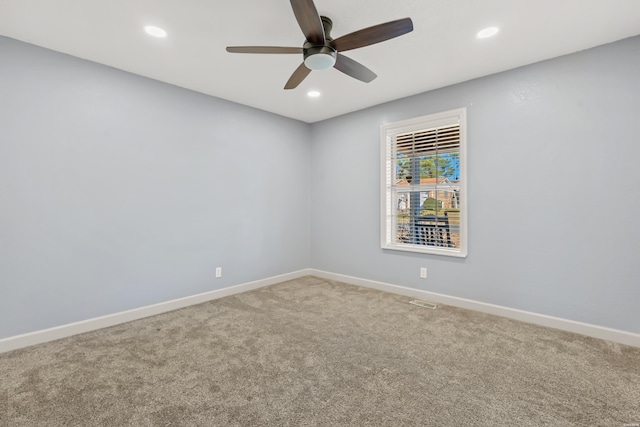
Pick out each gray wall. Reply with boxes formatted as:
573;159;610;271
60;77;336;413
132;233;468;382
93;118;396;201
310;36;640;334
0;37;311;339
2;34;639;340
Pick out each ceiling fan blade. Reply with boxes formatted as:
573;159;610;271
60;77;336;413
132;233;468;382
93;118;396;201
226;46;303;54
290;0;325;45
284;63;312;89
332;18;413;52
334;54;377;83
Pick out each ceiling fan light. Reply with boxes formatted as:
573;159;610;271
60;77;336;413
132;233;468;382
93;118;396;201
303;45;337;71
304;52;336;70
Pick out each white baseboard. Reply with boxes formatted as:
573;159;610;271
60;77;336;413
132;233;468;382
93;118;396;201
309;269;640;348
3;268;638;353
0;269;313;354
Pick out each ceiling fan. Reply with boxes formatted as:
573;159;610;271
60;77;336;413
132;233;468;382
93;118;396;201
226;0;413;89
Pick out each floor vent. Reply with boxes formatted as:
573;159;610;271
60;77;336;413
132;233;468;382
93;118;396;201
409;300;438;309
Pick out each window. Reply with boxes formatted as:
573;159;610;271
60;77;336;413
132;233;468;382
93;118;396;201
381;108;467;257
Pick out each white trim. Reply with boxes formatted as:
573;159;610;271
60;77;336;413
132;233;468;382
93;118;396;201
0;269;313;354
380;108;468;258
309;269;640;348
3;268;638;353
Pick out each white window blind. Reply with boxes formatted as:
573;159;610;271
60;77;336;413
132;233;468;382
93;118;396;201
381;108;467;257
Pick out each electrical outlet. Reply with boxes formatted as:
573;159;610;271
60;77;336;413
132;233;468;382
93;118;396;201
420;267;427;279
215;267;222;278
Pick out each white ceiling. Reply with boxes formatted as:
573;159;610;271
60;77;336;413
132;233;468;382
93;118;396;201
1;0;640;123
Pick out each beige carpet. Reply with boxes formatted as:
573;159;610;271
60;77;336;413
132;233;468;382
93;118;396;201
1;276;639;426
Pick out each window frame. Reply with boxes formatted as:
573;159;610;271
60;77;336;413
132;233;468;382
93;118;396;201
380;108;468;257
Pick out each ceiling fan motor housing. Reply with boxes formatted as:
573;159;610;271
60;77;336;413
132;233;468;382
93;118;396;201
303;17;336;70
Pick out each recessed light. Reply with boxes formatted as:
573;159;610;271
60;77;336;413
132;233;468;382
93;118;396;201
476;26;499;39
307;91;321;98
145;26;167;38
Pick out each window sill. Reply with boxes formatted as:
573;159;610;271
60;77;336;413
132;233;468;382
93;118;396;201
382;243;467;258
